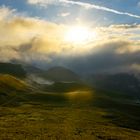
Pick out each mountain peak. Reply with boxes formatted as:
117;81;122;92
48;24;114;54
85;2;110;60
44;66;80;82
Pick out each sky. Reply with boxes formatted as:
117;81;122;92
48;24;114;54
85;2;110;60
0;0;140;74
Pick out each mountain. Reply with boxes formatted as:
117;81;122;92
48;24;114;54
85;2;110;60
0;62;26;78
87;73;140;98
23;65;43;74
42;66;80;82
0;62;81;84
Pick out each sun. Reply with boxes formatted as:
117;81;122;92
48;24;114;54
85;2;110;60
64;25;96;44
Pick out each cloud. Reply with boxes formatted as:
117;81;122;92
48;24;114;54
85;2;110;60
58;12;70;17
27;0;59;7
0;6;140;73
0;5;16;20
138;2;140;7
109;24;140;29
0;6;69;63
48;40;140;74
27;0;140;19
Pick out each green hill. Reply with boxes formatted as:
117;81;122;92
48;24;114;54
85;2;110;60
0;74;29;105
0;74;27;93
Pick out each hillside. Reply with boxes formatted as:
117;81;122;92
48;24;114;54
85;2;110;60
0;74;29;105
0;63;26;78
0;74;28;93
23;65;43;74
0;66;140;139
87;73;140;98
44;82;90;93
41;66;80;82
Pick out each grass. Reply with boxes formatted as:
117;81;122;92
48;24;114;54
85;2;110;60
0;74;27;92
0;103;140;140
0;80;140;139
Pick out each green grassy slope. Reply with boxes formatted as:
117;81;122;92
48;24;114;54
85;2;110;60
44;82;90;93
0;90;140;140
0;74;27;91
0;74;140;139
0;74;28;105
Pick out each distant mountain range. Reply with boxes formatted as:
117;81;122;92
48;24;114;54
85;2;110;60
86;73;140;98
0;63;26;78
0;62;81;82
0;62;140;99
40;66;80;82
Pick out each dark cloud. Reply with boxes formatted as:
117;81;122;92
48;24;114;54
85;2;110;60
110;24;140;29
29;40;140;74
1;37;140;74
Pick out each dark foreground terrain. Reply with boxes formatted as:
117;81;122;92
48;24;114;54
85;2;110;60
0;88;140;140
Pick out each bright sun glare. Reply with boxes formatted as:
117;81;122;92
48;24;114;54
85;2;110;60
65;26;96;44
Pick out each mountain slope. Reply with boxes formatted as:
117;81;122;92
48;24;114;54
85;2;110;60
44;82;90;93
0;74;27;93
0;74;29;105
0;63;26;78
23;65;43;74
41;66;80;82
87;73;140;98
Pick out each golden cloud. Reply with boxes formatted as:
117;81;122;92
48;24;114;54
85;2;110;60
0;6;140;65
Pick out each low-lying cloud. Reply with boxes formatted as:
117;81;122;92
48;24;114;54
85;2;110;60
0;6;140;74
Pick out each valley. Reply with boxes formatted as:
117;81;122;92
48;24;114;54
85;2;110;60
0;63;140;140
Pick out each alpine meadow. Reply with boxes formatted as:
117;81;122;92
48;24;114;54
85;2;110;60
0;0;140;140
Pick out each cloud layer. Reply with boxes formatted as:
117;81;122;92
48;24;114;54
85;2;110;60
0;6;140;74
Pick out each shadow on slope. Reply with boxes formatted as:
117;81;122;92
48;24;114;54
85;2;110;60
0;63;26;78
0;74;29;106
